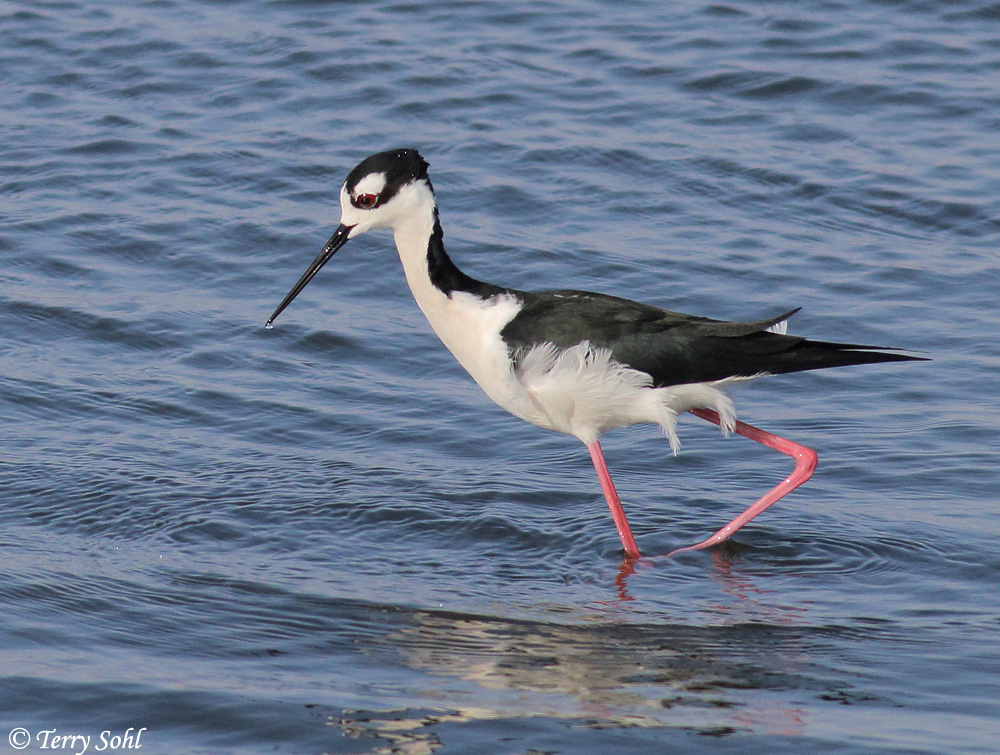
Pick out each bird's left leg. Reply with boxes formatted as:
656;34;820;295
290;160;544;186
666;408;818;556
587;441;641;559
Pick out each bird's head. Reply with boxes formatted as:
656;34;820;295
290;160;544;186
266;148;433;328
338;148;432;235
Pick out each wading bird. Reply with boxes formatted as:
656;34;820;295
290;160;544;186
266;149;922;559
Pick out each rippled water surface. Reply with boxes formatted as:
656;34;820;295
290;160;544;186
2;0;999;753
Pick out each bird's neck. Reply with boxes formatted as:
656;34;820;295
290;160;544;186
389;185;521;398
390;184;503;302
425;210;494;297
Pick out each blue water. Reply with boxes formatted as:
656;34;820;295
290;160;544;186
2;0;998;753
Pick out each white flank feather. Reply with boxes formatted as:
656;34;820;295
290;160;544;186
767;317;789;335
512;341;741;450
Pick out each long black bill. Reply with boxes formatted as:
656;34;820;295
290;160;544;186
265;224;353;328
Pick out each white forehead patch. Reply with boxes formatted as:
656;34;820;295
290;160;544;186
353;172;387;196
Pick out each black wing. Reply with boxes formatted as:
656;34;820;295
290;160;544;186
500;289;924;387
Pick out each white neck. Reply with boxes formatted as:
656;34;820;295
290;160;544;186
389;183;442;308
385;183;522;404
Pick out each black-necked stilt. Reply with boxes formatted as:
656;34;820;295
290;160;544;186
266;148;923;560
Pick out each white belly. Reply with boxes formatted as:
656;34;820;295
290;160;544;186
392;223;738;450
417;290;740;450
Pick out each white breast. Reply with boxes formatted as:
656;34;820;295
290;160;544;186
387;205;529;414
385;184;741;449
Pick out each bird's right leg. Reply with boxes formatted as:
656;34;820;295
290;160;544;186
666;408;818;557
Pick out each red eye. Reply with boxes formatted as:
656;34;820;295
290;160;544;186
355;193;378;208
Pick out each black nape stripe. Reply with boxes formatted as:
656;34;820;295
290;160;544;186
426;208;506;300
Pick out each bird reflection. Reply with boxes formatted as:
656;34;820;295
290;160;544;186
346;574;810;745
613;545;807;626
613;554;639;602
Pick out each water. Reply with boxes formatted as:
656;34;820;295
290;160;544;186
1;0;998;752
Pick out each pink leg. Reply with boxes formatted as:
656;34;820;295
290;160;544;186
666;408;818;557
587;441;641;559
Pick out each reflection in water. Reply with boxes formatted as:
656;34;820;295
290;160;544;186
619;549;807;626
339;556;810;752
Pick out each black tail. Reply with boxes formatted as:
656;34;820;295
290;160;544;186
762;338;928;377
642;327;927;387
